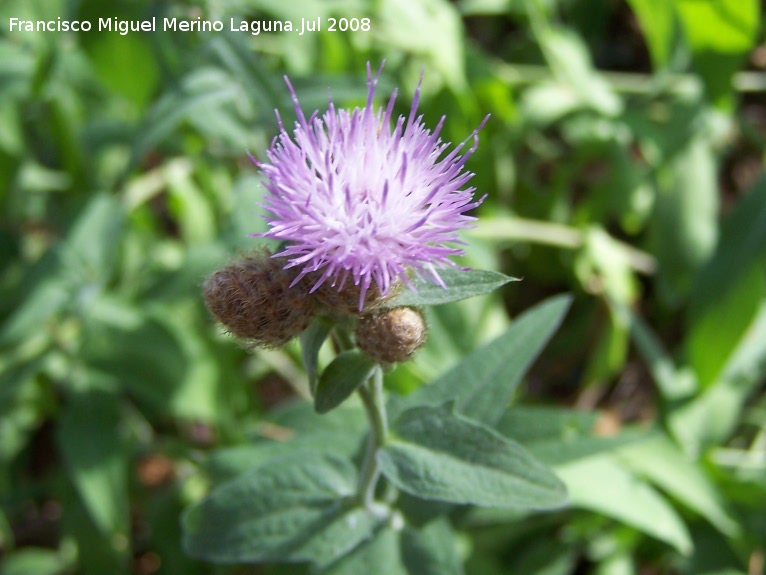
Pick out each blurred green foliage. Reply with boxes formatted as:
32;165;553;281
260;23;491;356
1;0;765;573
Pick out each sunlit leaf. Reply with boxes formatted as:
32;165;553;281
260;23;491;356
379;404;567;509
389;294;571;425
626;0;676;68
618;435;740;537
557;455;692;554
675;0;759;54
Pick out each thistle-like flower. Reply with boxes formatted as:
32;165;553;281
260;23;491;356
252;63;488;310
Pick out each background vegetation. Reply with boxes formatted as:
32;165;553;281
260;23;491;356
1;0;765;573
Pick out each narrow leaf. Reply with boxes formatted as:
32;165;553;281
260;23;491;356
315;351;376;414
648;135;719;304
379;268;517;308
690;175;766;316
57;389;129;540
0;279;70;345
557;455;692;554
389;294;572;425
379;404;567;509
626;0;675;68
301;316;334;396
0;548;73;575
618;435;740;537
610;297;697;401
687;264;765;388
669;299;766;454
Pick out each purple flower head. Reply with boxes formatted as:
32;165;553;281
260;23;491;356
251;62;488;310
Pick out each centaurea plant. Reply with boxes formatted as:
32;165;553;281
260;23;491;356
185;63;571;573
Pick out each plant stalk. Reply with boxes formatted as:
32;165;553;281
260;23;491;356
356;365;388;510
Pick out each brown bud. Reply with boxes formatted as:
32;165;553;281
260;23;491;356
203;252;315;347
356;307;427;364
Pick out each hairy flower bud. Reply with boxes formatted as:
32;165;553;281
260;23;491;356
203;252;315;347
356;307;427;364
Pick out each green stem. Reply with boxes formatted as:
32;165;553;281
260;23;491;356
356;365;388;510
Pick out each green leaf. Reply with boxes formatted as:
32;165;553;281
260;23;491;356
529;429;653;468
0;278;70;345
57;488;128;575
687;264;765;388
207;35;281;117
537;26;622;116
389;294;572;425
57;388;129;540
183;451;377;567
557;455;692;554
323;520;463;575
131;69;241;166
61;193;125;282
320;526;408;575
684;523;748;575
617;435;740;537
379;268;517;308
496;406;597;444
497;407;652;467
649;134;719;304
301;316;334;396
379;0;467;91
82;313;191;417
0;42;34;98
379;404;567;509
610;297;697;401
86;33;159;109
315;351;377;414
520;82;581;126
593;553;636;575
505;538;576;575
626;0;676;68
675;0;759;54
269;399;369;435
205;430;365;483
669;299;766;454
718;298;766;389
690;176;766;317
0;547;73;575
0;358;49;463
204;402;368;484
401;519;464;575
0;510;12;550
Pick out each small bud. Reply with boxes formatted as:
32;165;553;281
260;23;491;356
356;307;427;364
203;252;315;347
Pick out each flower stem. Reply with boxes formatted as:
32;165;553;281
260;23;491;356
357;365;388;510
